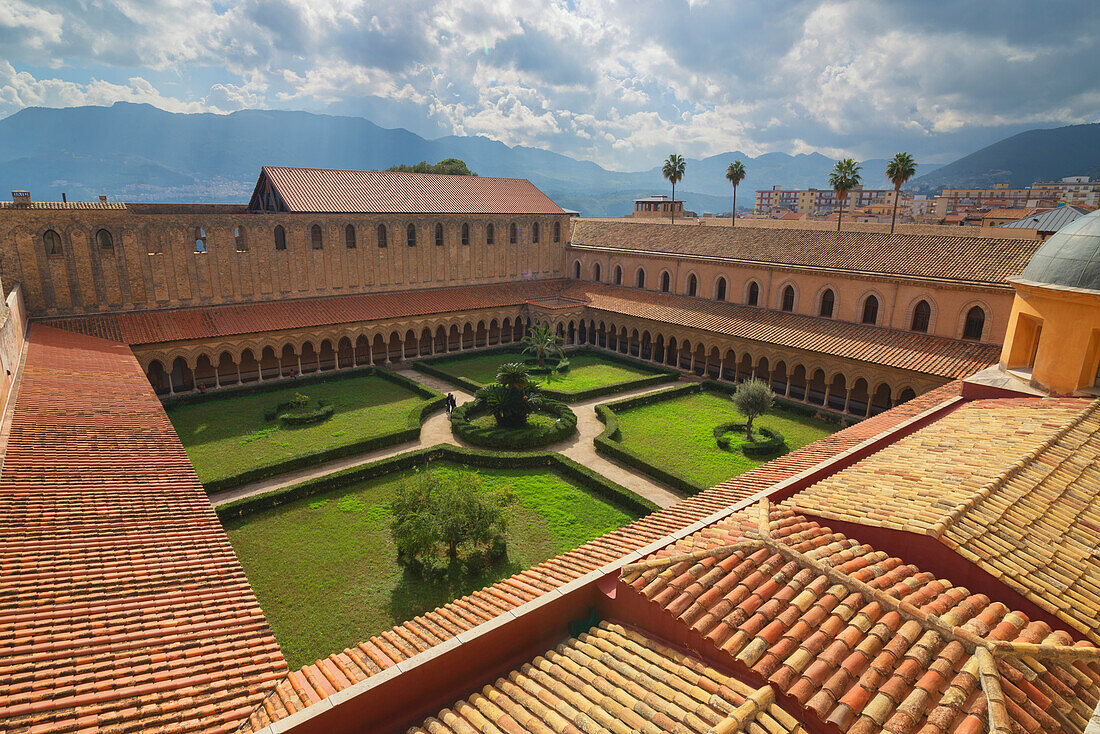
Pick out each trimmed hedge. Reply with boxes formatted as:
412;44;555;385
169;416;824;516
163;365;386;408
450;399;578;449
699;379;849;426
278;404;335;426
215;444;660;520
197;368;446;494
713;421;787;457
414;346;679;402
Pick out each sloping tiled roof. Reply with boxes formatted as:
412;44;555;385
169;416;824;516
238;381;965;731
40;280;999;380
625;503;1100;733
787;397;1100;643
570;282;1000;379
0;326;286;733
0;201;128;210
257;166;565;214
570;219;1042;284
1001;204;1090;231
408;622;806;734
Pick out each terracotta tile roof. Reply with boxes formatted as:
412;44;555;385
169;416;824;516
787;397;1100;643
624;503;1100;733
0;201;127;210
408;622;807;734
0;325;286;733
257;166;565;214
566;282;1000;380
570;219;1042;284
238;382;964;732
41;280;998;380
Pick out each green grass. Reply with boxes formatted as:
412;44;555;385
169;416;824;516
223;462;639;669
613;390;840;489
433;352;660;396
167;375;432;485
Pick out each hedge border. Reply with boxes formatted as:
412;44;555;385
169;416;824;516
413;346;679;402
180;368;446;494
215;443;660;521
593;380;835;494
713;421;787;457
450;399;579;449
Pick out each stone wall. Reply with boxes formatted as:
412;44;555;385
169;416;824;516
0;207;571;317
0;282;28;432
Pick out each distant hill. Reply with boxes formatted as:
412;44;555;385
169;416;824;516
0;102;943;216
908;123;1100;191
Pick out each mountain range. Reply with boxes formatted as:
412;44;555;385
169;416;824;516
0;102;1094;216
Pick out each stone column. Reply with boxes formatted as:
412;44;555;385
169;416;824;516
843;389;852;414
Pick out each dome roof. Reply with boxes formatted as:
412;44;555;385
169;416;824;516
1019;207;1100;291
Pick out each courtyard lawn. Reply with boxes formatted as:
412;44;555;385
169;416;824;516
612;389;840;489
167;374;433;487
429;351;663;397
223;462;640;669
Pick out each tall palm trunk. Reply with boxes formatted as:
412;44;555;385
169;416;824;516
671;183;676;223
836;195;845;231
731;186;736;227
889;184;900;234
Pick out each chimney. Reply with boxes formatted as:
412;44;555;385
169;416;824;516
11;191;30;208
99;195;108;204
61;193;67;203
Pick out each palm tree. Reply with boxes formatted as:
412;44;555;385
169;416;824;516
725;161;746;227
476;363;544;428
885;152;917;234
521;322;563;368
662;154;686;223
827;158;862;232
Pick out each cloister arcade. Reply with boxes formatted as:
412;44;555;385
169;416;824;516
141;310;937;420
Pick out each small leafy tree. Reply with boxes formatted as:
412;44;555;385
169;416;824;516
390;470;512;571
521;323;564;368
475;362;544;428
732;378;774;440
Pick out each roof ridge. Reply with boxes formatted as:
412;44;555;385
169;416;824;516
930;398;1100;538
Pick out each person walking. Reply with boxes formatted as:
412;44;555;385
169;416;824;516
445;393;455;415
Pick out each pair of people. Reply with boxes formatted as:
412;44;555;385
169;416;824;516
444;393;458;414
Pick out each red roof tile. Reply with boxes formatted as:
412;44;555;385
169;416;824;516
238;382;964;731
0;326;286;734
257;166;565;214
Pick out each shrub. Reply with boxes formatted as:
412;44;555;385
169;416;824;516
451;399;578;449
731;379;774;439
713;421;787;456
278;403;334;426
476;362;544;428
390;470;513;573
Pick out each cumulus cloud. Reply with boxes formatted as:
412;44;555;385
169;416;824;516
0;0;1096;168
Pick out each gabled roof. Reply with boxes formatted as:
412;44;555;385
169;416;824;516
0;326;285;733
570;219;1043;285
249;166;565;214
1001;204;1091;232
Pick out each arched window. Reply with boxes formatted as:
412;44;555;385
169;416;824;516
461;223;470;246
747;281;760;306
781;285;795;312
435;222;444;246
486;223;495;245
377;224;387;248
687;274;698;297
234;226;248;252
593;263;601;281
553;221;561;242
43;229;62;256
613;265;623;285
533;222;540;243
911;300;931;332
310;224;323;250
963;306;985;340
194;227;207;253
96;228;114;251
345;224;356;249
509;222;518;244
819;289;835;318
407;223;417;247
862;295;879;325
274;225;286;250
573;260;581;278
660;271;670;292
715;277;727;301
636;268;646;288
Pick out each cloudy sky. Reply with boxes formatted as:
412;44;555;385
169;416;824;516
1;0;1097;170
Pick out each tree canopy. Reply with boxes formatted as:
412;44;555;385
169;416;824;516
732;378;774;440
386;158;477;176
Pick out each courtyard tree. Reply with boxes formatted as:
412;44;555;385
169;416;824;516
390;470;512;571
662;154;686;223
828;158;862;232
885;153;917;234
725;160;746;226
476;362;545;428
732;378;774;440
521;322;564;368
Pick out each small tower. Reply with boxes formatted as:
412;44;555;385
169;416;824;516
1000;208;1100;394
